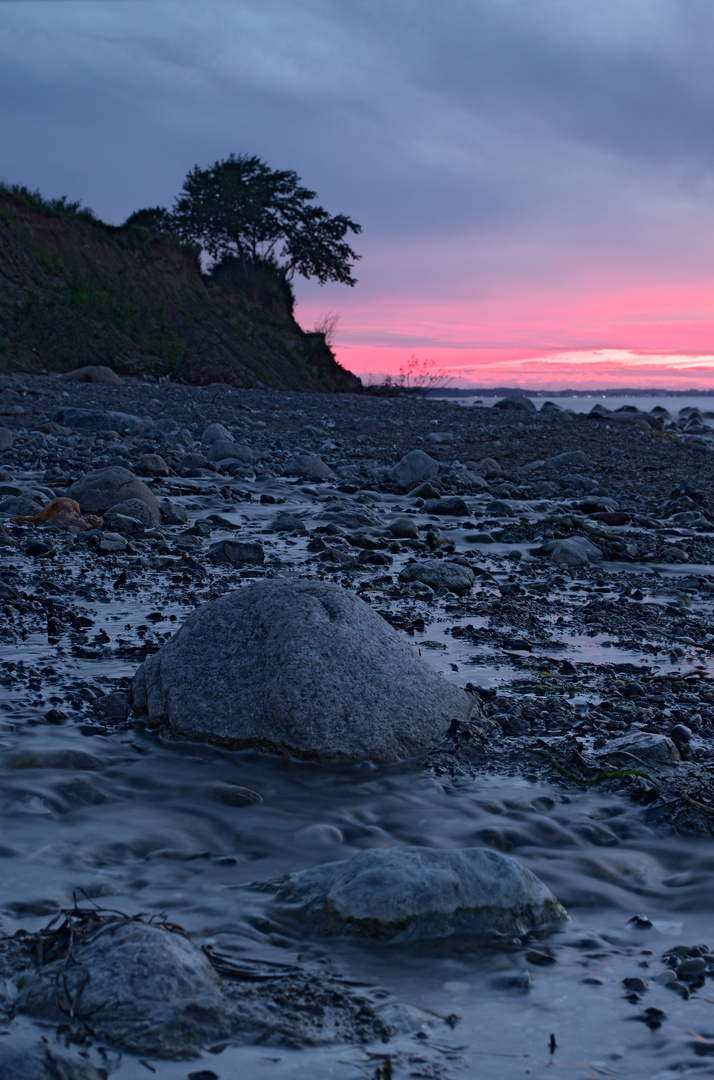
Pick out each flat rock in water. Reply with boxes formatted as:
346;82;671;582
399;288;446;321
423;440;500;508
130;578;473;764
272;847;568;942
51;407;140;433
399;559;475;593
390;450;439;491
66;466;161;524
17;920;234;1058
270;511;309;534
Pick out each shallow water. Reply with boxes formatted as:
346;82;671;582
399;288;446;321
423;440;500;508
4;461;714;1077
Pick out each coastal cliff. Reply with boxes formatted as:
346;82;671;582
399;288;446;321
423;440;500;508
0;188;360;392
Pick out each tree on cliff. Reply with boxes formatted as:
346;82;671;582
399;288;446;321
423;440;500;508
167;154;361;286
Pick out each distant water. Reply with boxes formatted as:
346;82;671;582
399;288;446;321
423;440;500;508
441;394;714;416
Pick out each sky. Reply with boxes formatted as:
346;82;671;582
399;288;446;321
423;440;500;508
3;0;714;389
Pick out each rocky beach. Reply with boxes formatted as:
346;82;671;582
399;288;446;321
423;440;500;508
3;371;714;1078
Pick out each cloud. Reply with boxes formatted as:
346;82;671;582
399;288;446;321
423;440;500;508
3;0;714;382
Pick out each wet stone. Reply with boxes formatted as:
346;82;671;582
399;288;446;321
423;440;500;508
399;559;475;593
207;538;265;565
271;847;567;943
66;466;161;525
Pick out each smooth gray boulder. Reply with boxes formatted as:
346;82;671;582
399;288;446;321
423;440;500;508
272;847;567;942
390;449;439;491
283;453;334;479
51;407;140;433
207;439;253;464
202;422;233;444
399;559;475;593
66;467;161;524
541;535;602;566
130;578;472;764
17;920;233;1058
109;496;156;526
0;427;12;452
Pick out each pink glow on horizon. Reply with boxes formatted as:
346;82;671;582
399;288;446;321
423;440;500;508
297;267;714;389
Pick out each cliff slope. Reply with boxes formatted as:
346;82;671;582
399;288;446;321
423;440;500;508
0;190;360;392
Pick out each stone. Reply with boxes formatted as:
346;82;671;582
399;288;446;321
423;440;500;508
422;496;470;517
541;536;603;566
102;512;145;537
17;919;234;1058
493;395;536;413
207;440;253;464
108;497;157;527
207;539;265;566
159;498;188;523
61;365;123;385
94;691;130;720
0;427;12;452
270;512;309;534
178;452;211;471
598;731;681;766
321;505;381;529
138;453;169;477
425;430;453;443
282;453;333;479
472;457;502;478
389;516;420;539
399;559;475;593
559;473;597;492
0;388;23;413
0;1043;107;1080
544;450;590;470
66;467;161;525
271;847;567;943
408;481;440;499
97;532;128;554
51;408;141;433
202;422;234;444
0;495;45;517
391;450;439;491
130;578;473;765
485;499;514;517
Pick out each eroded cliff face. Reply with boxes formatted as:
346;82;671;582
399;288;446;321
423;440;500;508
0;192;361;392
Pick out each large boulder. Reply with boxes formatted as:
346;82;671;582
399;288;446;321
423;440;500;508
66;467;161;524
51;407;140;433
130;578;473;764
272;847;568;942
390;450;439;491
